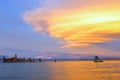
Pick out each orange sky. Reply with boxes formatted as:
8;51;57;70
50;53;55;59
23;0;120;57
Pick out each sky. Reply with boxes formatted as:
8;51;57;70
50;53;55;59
0;0;120;59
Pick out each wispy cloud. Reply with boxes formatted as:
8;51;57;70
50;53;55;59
23;0;120;49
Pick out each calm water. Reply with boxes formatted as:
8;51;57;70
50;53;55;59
0;61;120;80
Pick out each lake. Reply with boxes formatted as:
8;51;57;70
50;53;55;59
0;61;120;80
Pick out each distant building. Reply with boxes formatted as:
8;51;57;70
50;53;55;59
3;54;34;62
13;54;17;62
94;56;103;62
54;59;57;62
38;58;42;62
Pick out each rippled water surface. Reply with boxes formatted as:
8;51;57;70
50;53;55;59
0;61;120;80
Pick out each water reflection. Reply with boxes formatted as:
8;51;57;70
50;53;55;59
49;61;120;80
0;61;120;80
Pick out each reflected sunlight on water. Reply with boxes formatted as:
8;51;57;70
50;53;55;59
48;61;120;80
0;61;120;80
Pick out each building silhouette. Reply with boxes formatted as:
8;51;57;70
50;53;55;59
3;54;34;62
94;56;103;62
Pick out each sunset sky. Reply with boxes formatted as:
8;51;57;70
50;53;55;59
0;0;120;59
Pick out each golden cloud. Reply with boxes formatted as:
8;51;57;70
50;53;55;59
23;0;120;49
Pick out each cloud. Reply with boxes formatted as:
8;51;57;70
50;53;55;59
35;55;53;59
23;0;120;49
